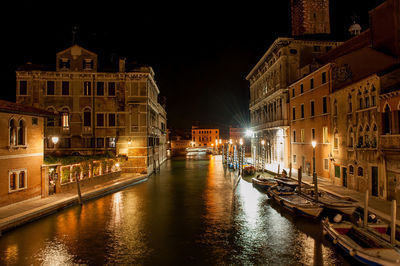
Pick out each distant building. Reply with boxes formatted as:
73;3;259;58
16;45;167;174
229;127;245;144
0;100;54;207
191;127;220;147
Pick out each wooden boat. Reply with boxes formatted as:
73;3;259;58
322;219;400;265
251;175;277;191
303;190;357;215
274;177;299;188
267;186;323;218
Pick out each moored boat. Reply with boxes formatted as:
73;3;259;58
322;219;400;265
251;175;277;191
303;190;357;215
267;186;323;218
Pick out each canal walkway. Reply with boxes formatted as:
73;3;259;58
261;163;400;225
0;173;147;235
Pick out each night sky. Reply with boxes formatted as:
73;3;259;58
0;0;383;129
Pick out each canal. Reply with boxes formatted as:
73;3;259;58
0;156;352;265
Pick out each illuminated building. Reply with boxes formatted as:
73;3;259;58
16;45;167;174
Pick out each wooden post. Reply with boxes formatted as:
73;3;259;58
298;167;302;194
277;164;280;176
391;199;397;245
313;172;318;202
289;163;292;178
75;172;83;205
364;190;369;228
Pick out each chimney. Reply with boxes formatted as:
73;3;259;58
119;57;126;72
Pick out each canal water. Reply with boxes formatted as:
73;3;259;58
0;155;353;265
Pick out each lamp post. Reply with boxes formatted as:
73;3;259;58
51;136;59;145
312;140;318;201
239;138;243;176
261;140;265;172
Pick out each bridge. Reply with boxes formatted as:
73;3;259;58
185;147;214;155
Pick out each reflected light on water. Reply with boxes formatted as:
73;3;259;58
36;238;77;266
4;244;18;264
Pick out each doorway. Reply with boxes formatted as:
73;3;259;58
371;166;379;197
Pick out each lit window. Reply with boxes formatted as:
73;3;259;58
84;81;91;96
293;155;296;164
62;112;69;128
322;127;328;143
9;169;27;192
300;129;305;143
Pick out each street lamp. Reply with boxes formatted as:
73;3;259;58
51;136;59;145
312;140;316;174
261;139;265;172
311;140;318;201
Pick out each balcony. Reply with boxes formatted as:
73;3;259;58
381;135;400;150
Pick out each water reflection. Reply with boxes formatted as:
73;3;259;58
0;156;351;265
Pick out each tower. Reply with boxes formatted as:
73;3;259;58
291;0;331;36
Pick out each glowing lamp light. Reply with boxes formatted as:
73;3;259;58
219;139;221;144
229;139;233;145
128;138;132;145
239;138;243;145
312;140;317;148
115;163;120;168
261;140;265;145
245;129;254;137
51;136;59;144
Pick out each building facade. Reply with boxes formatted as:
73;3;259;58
379;67;400;201
291;0;331;36
16;45;167;174
290;63;332;179
191;127;220;147
247;37;341;171
0;100;53;207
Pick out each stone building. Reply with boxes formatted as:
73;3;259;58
0;100;54;207
191;127;220;147
16;45;167;174
289;63;332;179
247;37;341;171
379;66;400;201
247;0;340;172
291;0;330;36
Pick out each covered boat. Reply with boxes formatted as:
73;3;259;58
303;190;357;215
322;219;400;265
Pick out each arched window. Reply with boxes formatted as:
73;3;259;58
17;120;26;146
383;104;392;134
358;167;363;176
9;119;17;146
358;90;363;109
333;129;339;149
61;108;69;128
370;123;377;148
365;125;370;147
348;127;354;148
358;126;363;147
348;94;352;113
371;85;376;106
349;165;354;175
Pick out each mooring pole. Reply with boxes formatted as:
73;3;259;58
76;172;83;205
391;199;397;245
364;190;369;228
298;167;302;195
